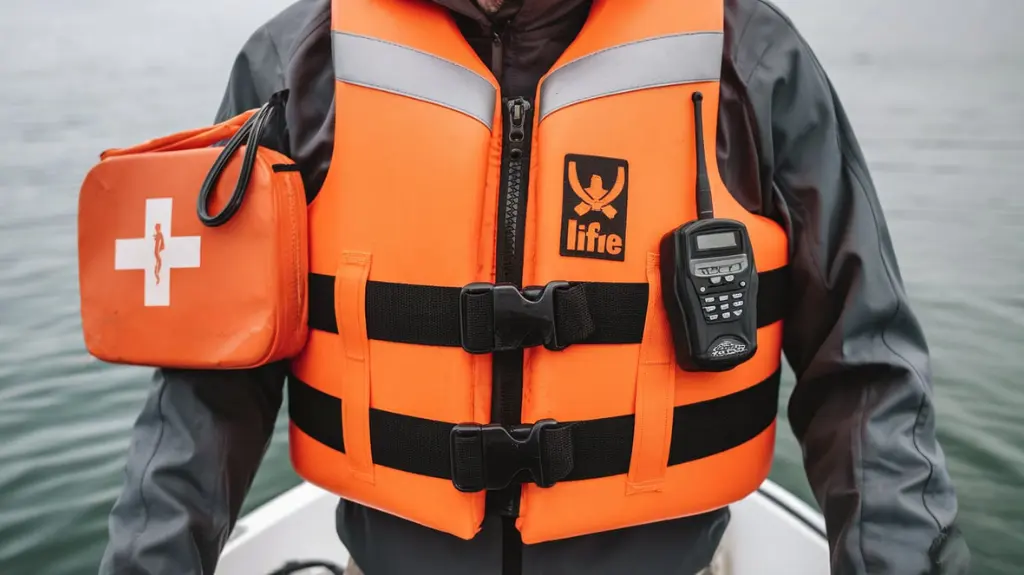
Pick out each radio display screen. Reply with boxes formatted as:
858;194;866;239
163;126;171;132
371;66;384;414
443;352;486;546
696;231;737;251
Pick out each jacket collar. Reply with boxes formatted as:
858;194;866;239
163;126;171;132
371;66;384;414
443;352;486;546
430;0;590;31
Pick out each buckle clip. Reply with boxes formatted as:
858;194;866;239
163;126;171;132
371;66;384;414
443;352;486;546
449;419;560;492
459;281;571;354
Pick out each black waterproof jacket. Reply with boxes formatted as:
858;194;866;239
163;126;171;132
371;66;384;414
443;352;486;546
98;1;971;574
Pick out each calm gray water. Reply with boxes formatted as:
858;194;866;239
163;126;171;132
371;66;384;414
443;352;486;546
1;0;1021;573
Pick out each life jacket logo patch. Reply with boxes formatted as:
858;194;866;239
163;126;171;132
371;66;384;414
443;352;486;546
560;154;629;261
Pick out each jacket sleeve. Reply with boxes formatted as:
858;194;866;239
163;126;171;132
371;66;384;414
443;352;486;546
98;25;289;575
746;9;972;575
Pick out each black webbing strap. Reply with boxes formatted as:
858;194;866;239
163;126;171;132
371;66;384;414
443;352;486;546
307;266;788;348
287;369;781;488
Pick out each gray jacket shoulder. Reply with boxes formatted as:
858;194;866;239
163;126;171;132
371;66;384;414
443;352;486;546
724;0;788;82
215;0;328;121
724;0;810;78
723;0;838;172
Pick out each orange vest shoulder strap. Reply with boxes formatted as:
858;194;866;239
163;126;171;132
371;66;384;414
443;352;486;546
333;0;494;79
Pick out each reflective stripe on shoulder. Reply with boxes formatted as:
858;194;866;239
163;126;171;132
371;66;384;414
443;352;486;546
539;32;724;121
332;32;497;130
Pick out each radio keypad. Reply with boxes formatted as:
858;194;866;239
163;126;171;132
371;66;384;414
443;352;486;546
698;269;748;325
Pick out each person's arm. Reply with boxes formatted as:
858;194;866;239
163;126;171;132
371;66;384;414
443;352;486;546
98;366;286;574
745;7;971;574
98;22;290;575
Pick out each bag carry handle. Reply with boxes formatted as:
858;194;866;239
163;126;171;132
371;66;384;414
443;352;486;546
99;109;259;159
197;90;289;227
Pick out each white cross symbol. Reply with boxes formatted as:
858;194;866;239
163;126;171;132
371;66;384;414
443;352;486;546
114;197;201;307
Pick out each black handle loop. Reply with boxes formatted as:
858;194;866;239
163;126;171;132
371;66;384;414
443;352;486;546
197;89;289;227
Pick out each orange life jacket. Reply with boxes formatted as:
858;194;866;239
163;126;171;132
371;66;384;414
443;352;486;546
288;0;790;544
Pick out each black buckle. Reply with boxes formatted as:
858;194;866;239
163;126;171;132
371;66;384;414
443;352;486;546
459;281;570;354
449;419;560;492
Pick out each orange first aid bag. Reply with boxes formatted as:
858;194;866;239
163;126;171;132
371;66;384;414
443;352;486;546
78;91;309;369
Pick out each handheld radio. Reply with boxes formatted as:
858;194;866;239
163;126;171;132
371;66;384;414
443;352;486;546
659;92;758;372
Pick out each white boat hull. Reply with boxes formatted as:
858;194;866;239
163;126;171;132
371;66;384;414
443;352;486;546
218;480;829;575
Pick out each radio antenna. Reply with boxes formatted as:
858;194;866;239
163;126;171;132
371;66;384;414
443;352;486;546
692;92;714;220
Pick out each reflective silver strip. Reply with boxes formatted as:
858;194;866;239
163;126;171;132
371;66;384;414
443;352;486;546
332;32;496;130
539;32;724;121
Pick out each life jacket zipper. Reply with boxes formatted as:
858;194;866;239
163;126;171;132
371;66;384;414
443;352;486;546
493;95;533;431
496;96;532;285
491;93;534;575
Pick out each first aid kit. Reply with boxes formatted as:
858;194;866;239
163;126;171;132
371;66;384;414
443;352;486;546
77;91;309;369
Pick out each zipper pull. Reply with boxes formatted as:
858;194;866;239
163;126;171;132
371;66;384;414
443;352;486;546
506;97;531;150
490;20;508;81
491;31;503;81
